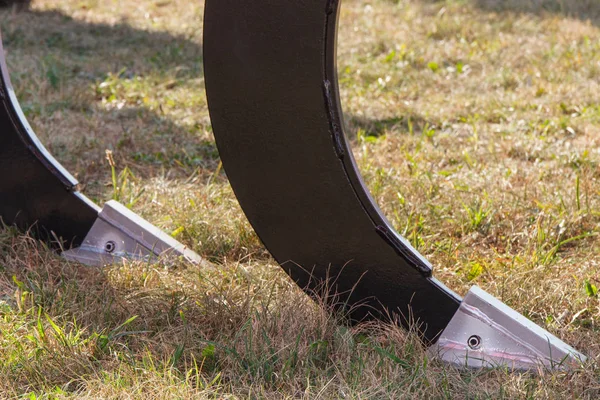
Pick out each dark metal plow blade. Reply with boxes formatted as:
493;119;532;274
0;32;201;266
203;1;586;369
0;34;98;247
203;0;461;343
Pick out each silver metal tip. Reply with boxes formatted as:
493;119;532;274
62;200;208;267
431;286;586;371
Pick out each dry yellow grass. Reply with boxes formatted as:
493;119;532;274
1;0;600;398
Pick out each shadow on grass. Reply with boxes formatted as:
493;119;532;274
0;7;219;190
0;0;29;9
422;0;600;24
345;113;439;141
475;0;600;22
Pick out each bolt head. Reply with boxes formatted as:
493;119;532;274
104;241;117;254
468;335;482;350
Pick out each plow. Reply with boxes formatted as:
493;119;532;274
0;0;587;371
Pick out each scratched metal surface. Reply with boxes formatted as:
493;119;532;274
204;0;461;342
0;37;97;248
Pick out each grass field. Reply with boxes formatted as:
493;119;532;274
1;0;600;397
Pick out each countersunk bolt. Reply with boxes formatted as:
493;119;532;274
104;241;116;254
468;335;482;350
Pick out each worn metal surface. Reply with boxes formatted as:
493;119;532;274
63;201;207;267
203;0;461;342
432;286;586;370
0;34;98;247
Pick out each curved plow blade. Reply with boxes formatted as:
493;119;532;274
202;0;584;370
0;33;202;267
